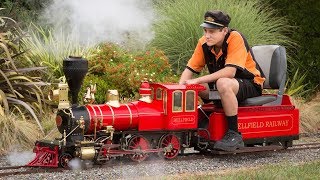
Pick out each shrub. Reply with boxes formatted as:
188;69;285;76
270;0;320;95
83;43;178;103
81;74;112;104
0;0;50;27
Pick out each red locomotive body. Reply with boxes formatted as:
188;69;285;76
28;45;300;168
81;83;205;133
85;103;141;132
84;83;299;141
205;95;299;142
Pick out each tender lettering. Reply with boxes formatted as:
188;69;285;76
172;116;195;124
265;120;288;127
239;120;289;129
239;122;264;129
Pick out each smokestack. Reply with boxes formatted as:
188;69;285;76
63;56;88;105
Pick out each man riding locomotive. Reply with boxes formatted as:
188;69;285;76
179;10;264;151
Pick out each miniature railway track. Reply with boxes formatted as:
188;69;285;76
1;142;319;178
0;165;25;170
299;133;320;137
290;142;320;151
0;166;65;178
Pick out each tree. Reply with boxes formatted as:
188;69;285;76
271;0;320;92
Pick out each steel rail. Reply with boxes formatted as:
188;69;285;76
0;166;65;178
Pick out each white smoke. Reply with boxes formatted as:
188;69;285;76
68;158;94;170
7;150;36;166
40;0;156;48
68;158;82;170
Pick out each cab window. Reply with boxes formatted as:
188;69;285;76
172;91;183;112
150;87;154;100
156;88;162;100
163;90;167;115
185;90;195;112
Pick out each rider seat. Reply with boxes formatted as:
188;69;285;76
241;45;287;106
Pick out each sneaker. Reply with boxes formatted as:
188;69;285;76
213;130;244;151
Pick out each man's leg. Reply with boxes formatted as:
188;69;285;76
198;83;211;103
216;77;239;117
212;78;262;151
216;77;239;130
213;77;244;151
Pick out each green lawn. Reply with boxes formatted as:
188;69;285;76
164;160;320;180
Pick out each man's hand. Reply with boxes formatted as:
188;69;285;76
179;78;199;85
185;78;200;84
179;68;194;85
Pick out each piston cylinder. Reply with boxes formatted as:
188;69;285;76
77;146;96;160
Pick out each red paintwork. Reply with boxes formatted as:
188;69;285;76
205;95;299;141
27;143;59;167
84;82;299;142
85;103;140;133
139;80;152;95
148;83;205;130
85;83;206;132
135;101;165;131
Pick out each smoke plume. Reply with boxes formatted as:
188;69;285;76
40;0;156;48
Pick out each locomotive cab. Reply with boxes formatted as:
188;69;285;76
144;83;206;131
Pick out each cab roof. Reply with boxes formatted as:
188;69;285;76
151;83;206;91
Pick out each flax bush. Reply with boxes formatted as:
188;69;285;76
0;8;49;133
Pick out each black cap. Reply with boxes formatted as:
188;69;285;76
200;10;231;29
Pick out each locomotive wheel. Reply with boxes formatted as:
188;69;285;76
158;134;180;159
59;153;72;168
94;139;113;165
94;147;108;165
196;129;210;153
128;135;150;162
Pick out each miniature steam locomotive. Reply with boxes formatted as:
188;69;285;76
28;45;299;168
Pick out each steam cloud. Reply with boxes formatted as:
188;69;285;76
68;158;82;170
7;150;35;166
41;0;156;48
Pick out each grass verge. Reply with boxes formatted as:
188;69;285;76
164;160;320;180
0;114;42;154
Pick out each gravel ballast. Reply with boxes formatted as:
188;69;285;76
1;138;320;180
